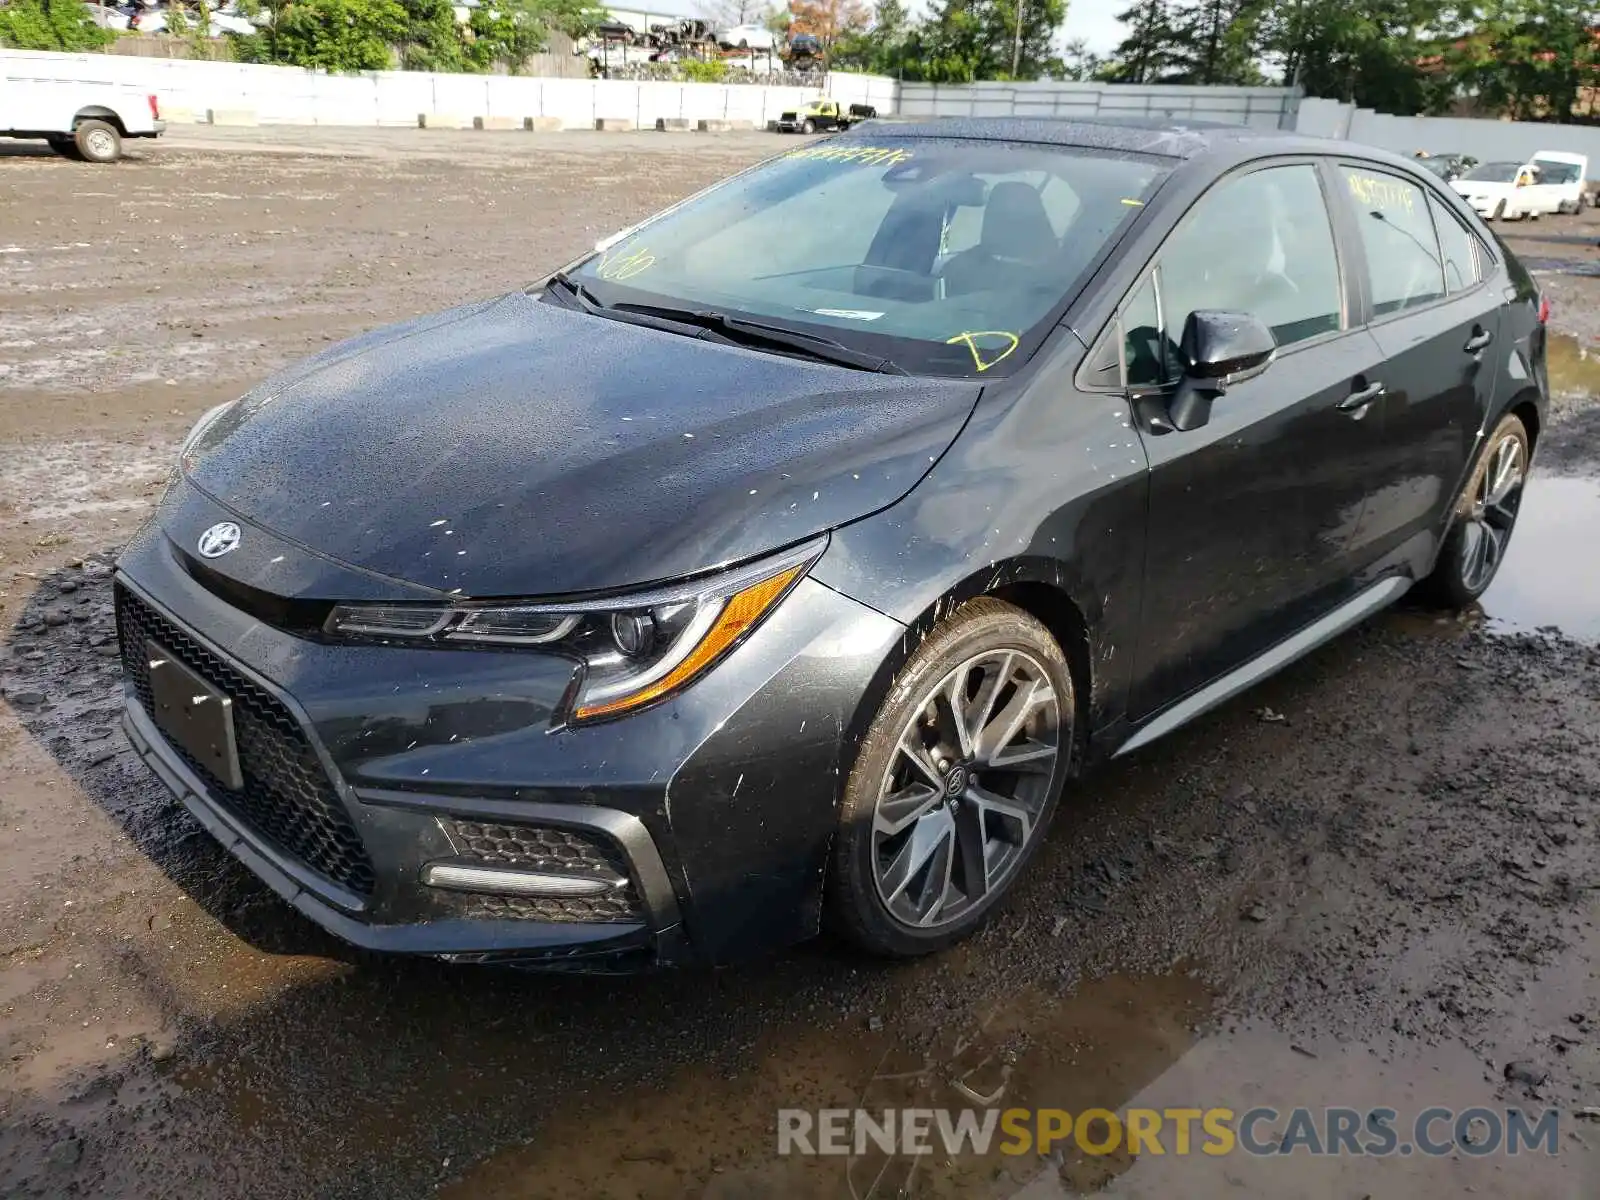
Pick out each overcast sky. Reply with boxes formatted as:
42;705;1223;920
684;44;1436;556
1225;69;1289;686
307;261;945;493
1063;0;1125;53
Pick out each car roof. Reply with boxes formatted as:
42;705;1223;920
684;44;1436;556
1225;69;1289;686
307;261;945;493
852;116;1426;172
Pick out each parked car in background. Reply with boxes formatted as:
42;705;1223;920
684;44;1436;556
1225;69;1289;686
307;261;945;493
82;3;131;30
117;120;1547;969
715;23;774;49
0;73;163;162
1451;160;1555;220
1529;151;1590;214
1414;152;1477;182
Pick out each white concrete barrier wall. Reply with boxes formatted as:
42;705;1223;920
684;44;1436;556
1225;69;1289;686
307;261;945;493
0;48;883;128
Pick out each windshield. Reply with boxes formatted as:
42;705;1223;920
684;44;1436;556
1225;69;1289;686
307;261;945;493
565;137;1168;377
1533;158;1582;185
1463;162;1520;183
1417;158;1454;177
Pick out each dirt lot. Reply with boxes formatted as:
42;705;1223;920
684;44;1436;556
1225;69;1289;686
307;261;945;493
2;127;1600;1200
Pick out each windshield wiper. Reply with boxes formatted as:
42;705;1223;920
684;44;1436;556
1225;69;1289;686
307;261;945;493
613;302;907;375
543;277;905;375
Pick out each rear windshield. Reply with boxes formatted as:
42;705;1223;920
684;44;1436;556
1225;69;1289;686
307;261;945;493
1462;162;1520;183
567;137;1168;377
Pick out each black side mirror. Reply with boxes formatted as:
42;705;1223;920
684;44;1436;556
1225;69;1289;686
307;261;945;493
1167;310;1277;432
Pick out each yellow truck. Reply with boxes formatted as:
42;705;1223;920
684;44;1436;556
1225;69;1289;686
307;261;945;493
775;99;877;134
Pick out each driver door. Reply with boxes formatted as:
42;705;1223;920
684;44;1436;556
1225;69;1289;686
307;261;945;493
1128;161;1389;718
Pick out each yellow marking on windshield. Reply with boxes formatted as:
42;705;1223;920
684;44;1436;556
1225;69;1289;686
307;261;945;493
1120;198;1144;206
597;244;656;281
1344;172;1415;214
785;144;912;166
946;331;1020;373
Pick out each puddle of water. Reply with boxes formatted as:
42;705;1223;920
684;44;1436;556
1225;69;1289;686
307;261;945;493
424;972;1213;1200
1523;258;1600;278
1483;474;1600;641
1018;1022;1600;1199
1547;334;1600;395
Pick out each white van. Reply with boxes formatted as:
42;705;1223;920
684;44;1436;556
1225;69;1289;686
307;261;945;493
1529;150;1589;214
0;71;164;162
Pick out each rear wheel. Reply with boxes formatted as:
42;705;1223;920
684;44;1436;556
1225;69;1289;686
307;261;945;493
73;119;121;163
826;598;1074;957
1418;412;1530;610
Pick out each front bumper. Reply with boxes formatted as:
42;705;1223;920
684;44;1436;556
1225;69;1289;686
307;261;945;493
114;503;904;967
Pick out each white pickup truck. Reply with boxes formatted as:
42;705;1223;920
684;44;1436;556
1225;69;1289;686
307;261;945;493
0;71;164;162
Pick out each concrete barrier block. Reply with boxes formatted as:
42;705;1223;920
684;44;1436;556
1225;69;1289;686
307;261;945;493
204;108;258;127
160;105;198;124
696;119;755;132
473;115;517;130
655;117;693;132
594;117;635;132
417;113;468;129
523;116;563;131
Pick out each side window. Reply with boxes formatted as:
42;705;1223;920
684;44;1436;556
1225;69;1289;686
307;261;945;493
1122;272;1169;387
1340;166;1445;316
1429;194;1480;293
1157;164;1343;350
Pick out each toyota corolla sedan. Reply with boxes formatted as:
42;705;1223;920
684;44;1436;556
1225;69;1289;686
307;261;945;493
116;119;1548;969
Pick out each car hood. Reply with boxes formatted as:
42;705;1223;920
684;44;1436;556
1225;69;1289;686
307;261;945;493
183;291;981;598
1453;180;1512;197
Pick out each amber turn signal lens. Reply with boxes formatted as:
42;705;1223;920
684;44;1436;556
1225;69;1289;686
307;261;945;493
574;563;804;720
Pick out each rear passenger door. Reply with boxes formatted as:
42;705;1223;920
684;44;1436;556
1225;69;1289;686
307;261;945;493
1122;161;1390;718
1331;163;1502;575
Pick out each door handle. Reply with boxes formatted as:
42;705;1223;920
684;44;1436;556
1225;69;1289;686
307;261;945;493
1338;381;1386;412
1464;328;1493;353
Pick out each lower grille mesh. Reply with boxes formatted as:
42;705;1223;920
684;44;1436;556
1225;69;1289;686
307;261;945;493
116;585;377;898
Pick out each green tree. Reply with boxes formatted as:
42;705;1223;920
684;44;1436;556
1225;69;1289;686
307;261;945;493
0;0;115;51
243;0;406;70
907;0;1067;81
1445;0;1599;119
466;0;603;69
1169;0;1267;84
397;0;467;71
1104;0;1186;82
1259;0;1442;110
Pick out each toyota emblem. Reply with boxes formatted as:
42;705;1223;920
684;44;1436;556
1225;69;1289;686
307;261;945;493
197;521;242;559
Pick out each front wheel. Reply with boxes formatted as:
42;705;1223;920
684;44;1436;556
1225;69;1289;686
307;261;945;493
1418;412;1530;610
73;119;122;163
801;118;815;134
826;598;1074;957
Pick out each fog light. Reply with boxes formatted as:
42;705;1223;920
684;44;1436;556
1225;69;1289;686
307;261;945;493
422;862;625;897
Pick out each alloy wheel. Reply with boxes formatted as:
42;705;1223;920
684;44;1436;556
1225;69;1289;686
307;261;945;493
871;649;1061;929
1459;432;1525;593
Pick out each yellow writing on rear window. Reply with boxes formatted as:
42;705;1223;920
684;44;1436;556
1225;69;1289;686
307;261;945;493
1344;172;1415;214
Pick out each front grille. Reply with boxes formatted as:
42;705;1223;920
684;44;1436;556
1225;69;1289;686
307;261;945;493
440;819;643;923
116;585;377;898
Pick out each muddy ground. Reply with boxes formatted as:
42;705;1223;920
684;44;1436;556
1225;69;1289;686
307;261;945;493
2;128;1600;1199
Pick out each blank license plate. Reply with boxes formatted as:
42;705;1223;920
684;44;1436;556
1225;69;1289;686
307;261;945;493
147;641;243;791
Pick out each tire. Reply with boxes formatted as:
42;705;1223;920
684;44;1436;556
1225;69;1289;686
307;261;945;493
825;597;1075;957
1491;200;1506;221
73;119;121;164
1417;411;1530;610
801;118;815;134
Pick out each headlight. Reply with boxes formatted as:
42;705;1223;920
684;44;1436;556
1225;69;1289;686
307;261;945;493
324;537;825;722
